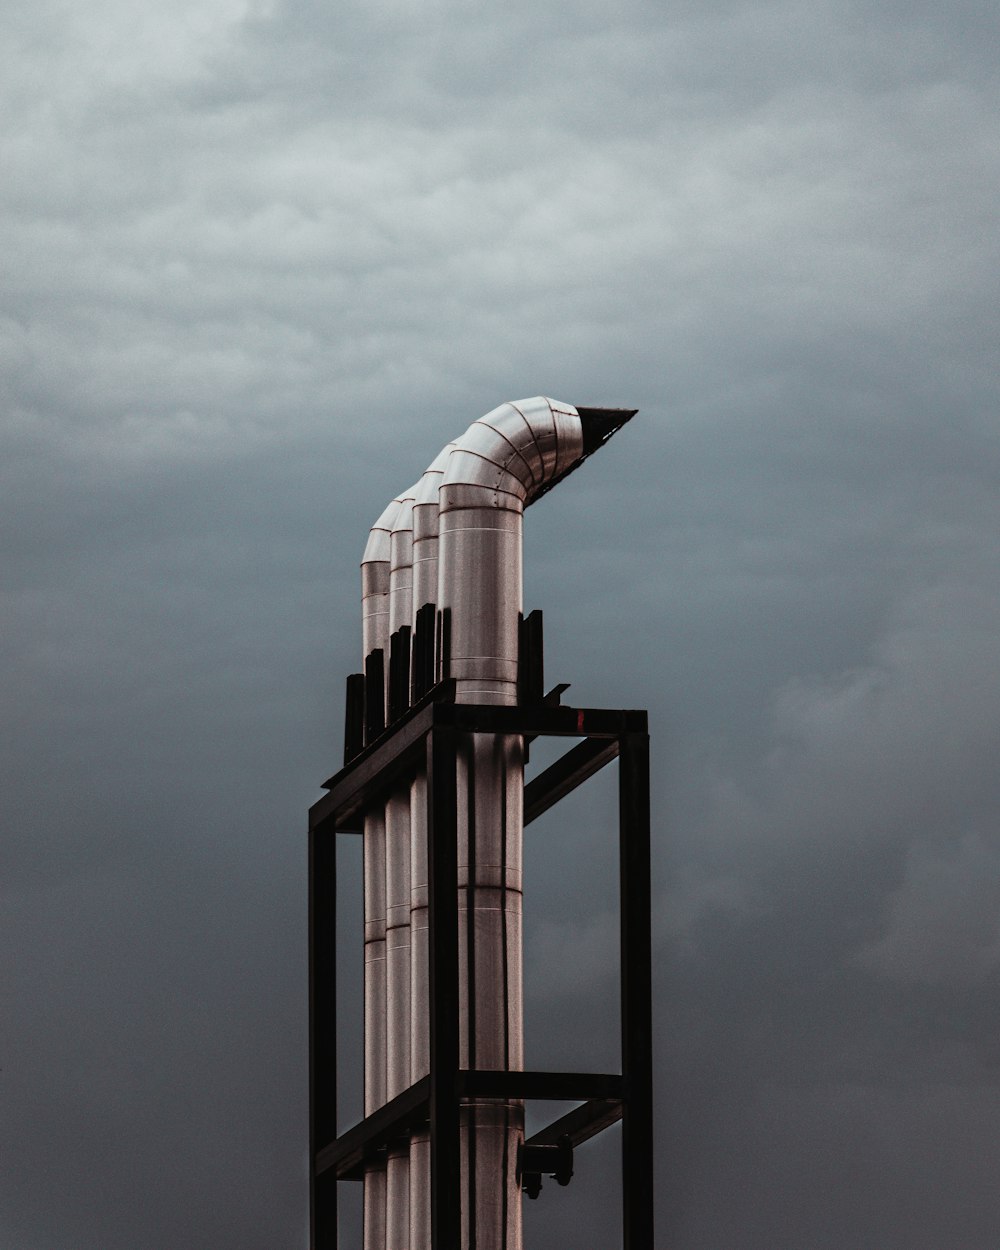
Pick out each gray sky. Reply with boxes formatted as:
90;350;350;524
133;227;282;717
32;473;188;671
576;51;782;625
3;0;999;1245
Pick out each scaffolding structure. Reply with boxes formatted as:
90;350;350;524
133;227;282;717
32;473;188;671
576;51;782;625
309;681;653;1247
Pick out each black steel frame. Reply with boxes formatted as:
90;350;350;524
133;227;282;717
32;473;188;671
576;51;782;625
309;693;653;1248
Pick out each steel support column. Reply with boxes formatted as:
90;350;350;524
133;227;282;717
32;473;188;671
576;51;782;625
619;731;654;1249
310;821;338;1249
309;700;653;1249
426;724;461;1248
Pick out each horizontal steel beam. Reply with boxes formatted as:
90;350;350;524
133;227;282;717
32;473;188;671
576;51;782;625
316;1070;625;1180
315;1075;431;1180
311;701;648;836
459;1069;624;1101
524;1098;624;1149
524;736;620;826
318;678;456;794
444;703;646;740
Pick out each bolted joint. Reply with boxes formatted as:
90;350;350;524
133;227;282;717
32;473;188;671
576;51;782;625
517;1134;574;1199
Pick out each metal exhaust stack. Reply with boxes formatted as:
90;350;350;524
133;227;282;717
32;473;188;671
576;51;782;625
435;399;633;1249
309;398;652;1250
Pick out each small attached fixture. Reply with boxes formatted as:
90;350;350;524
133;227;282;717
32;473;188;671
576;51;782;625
518;1134;575;1199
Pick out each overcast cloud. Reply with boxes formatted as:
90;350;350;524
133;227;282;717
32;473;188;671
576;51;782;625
3;0;999;1245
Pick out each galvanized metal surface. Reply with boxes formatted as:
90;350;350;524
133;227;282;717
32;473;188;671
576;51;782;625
408;445;452;1248
352;398;637;1250
386;486;417;1249
360;496;402;1250
434;399;587;1250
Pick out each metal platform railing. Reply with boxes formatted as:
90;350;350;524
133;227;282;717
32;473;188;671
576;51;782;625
309;690;653;1248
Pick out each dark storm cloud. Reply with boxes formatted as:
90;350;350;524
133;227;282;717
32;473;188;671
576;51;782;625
3;0;999;1244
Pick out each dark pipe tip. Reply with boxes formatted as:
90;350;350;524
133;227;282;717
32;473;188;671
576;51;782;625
527;404;637;505
576;407;639;455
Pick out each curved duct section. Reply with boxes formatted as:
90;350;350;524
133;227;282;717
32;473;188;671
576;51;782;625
360;398;634;1250
438;397;596;705
359;494;405;1250
386;486;418;1250
437;398;634;1248
362;496;403;666
408;443;455;1250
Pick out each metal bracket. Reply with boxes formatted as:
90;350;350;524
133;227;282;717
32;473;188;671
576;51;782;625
518;1134;574;1199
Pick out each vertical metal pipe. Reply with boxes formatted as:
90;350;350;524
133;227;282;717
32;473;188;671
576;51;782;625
362;399;634;1249
408;444;454;1250
386;487;417;1250
361;497;403;1250
437;398;586;1250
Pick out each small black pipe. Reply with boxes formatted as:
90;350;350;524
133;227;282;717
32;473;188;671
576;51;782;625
364;648;385;743
344;673;366;764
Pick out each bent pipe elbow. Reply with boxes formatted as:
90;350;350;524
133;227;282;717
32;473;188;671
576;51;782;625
362;396;635;702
